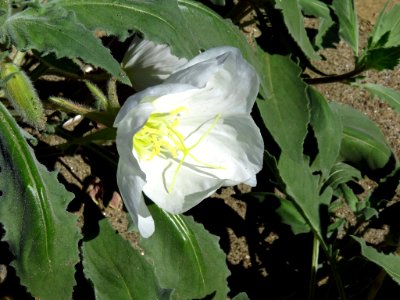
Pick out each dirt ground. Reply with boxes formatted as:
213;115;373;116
0;1;399;299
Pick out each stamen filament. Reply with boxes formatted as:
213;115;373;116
133;106;224;194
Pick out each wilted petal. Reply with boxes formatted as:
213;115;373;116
122;36;188;90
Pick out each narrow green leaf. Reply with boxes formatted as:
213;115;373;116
299;0;334;49
330;102;392;170
275;0;320;60
0;4;128;84
140;205;230;300
324;162;362;190
357;82;400;112
332;0;359;55
83;219;170;300
0;102;81;300
307;87;342;177
353;236;400;285
56;0;268;96
370;3;400;48
256;54;310;162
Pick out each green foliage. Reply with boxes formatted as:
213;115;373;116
83;219;170;300
0;3;128;84
0;0;399;298
55;0;268;95
354;237;400;285
370;3;400;48
299;0;334;49
356;82;400;112
362;46;400;71
0;102;81;300
257;54;310;162
275;0;320;60
307;87;343;177
275;196;310;234
140;205;230;300
332;0;359;55
330;102;393;171
0;62;45;128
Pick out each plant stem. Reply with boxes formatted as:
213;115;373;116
12;51;26;66
308;234;320;300
304;67;365;85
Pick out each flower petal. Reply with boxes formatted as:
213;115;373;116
179;114;264;183
117;162;154;238
140;155;225;213
114;83;194;126
137;114;263;214
115;103;154;237
166;47;259;114
122;36;188;91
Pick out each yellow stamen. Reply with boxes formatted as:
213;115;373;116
132;107;224;193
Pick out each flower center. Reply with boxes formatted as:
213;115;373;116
133;106;222;192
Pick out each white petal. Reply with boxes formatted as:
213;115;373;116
178;114;264;184
115;103;155;237
117;162;155;238
114;83;196;126
140;155;225;213
122;37;188;90
137;115;263;214
243;174;257;187
166;47;259;114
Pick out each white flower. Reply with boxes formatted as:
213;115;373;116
115;46;264;237
122;36;188;91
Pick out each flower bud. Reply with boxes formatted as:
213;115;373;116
1;62;45;129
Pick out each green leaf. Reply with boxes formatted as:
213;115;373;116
83;219;170;300
275;0;320;60
278;153;331;239
370;3;400;48
332;0;359;55
140;205;230;300
324;162;362;190
356;82;400;113
56;0;268;96
362;46;400;71
232;292;250;300
0;102;81;300
307;87;343;177
330;102;392;170
0;0;10;26
0;4;128;84
353;236;400;285
276;196;311;234
299;0;334;49
256;54;310;162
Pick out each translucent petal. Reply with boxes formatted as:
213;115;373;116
137;114;263;214
122;36;187;90
166;47;259;114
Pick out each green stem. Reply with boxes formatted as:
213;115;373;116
308;234;320;300
107;77;120;109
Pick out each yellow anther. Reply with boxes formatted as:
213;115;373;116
133;106;224;193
